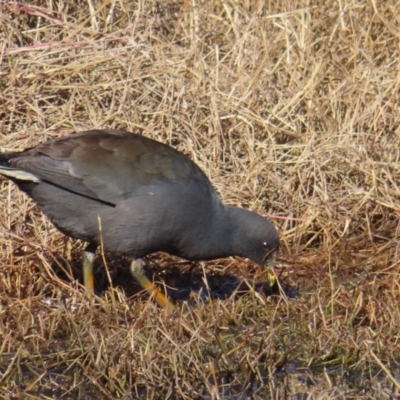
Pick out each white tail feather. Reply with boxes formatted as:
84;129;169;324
0;167;40;182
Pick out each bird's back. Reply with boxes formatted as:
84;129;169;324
0;130;220;257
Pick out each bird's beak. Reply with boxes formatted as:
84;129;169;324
263;249;277;269
263;250;277;287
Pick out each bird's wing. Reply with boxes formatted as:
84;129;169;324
8;130;209;205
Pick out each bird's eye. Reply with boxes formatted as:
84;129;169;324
262;241;268;248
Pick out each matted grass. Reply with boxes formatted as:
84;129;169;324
0;1;399;398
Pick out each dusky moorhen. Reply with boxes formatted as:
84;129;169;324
0;130;279;311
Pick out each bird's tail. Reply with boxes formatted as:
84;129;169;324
0;152;40;182
0;152;13;167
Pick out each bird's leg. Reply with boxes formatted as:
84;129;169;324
130;258;175;313
82;243;96;291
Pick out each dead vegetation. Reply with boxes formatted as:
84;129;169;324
0;0;399;398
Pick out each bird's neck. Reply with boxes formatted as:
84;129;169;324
179;205;244;261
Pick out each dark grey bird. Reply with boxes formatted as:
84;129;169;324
0;130;279;311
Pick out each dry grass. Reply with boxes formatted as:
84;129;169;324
0;0;400;398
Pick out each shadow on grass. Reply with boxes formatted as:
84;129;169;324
49;251;297;305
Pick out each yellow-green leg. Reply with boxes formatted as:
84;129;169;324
82;249;96;291
130;258;175;313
